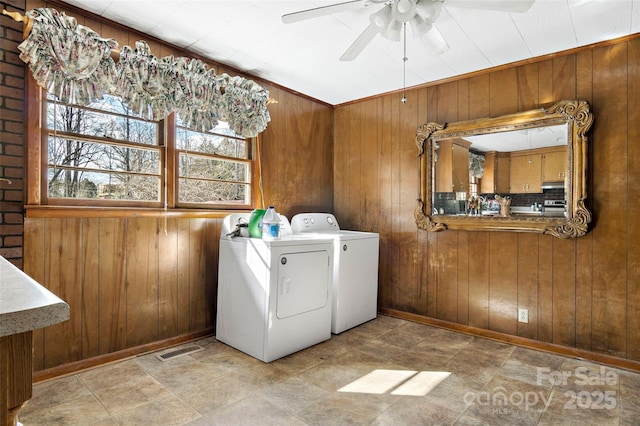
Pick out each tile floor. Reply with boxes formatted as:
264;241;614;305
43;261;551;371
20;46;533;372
19;315;640;425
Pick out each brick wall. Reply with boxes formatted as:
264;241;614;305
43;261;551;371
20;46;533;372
0;0;26;267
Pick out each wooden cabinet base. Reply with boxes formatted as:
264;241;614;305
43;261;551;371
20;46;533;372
7;403;25;426
1;332;32;426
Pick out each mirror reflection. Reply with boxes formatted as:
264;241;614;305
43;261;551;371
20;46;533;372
415;99;594;238
432;123;569;219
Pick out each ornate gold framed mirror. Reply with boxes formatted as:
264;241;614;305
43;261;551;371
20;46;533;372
415;99;593;238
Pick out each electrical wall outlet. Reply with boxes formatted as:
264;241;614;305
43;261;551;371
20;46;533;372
518;308;529;323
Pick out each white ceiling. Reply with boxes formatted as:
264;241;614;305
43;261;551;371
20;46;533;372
59;0;640;105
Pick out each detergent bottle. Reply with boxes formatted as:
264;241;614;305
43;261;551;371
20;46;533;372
248;209;266;238
261;206;281;240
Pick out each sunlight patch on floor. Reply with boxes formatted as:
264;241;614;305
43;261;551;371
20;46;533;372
338;369;451;396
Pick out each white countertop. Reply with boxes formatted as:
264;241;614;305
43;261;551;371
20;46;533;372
0;256;69;337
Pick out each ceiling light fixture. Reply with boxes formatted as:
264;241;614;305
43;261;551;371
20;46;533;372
283;0;535;61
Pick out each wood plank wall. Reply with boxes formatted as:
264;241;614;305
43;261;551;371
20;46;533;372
334;37;640;363
22;1;334;373
24;216;220;371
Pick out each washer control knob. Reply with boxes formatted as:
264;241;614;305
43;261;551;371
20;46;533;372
281;257;287;265
343;244;348;252
327;216;334;225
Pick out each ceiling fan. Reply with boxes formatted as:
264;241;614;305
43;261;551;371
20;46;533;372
282;0;535;61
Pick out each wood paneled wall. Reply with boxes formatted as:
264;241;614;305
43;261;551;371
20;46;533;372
334;37;640;363
24;216;220;371
258;83;334;215
22;1;334;373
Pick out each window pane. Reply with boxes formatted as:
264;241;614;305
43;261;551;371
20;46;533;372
176;127;247;159
175;118;250;207
47;96;157;145
47;169;160;201
179;153;248;182
176;118;241;137
179;179;248;204
48;137;160;174
47;136;161;202
206;121;242;138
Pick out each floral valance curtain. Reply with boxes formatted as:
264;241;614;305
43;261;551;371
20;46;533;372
17;8;271;137
17;8;117;105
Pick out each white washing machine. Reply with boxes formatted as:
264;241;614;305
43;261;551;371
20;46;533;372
216;213;334;362
291;213;379;334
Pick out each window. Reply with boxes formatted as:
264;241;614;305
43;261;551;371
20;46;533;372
176;121;251;207
469;176;479;199
44;93;252;209
47;94;161;204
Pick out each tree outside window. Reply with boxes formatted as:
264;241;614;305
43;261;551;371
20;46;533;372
45;93;251;208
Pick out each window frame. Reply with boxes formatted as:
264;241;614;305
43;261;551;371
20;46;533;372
43;95;165;208
28;85;256;211
174;118;253;210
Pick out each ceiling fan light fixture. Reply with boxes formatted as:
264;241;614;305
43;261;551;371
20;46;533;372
420;26;448;56
392;0;418;22
383;20;403;41
410;15;432;38
370;5;392;30
397;0;414;14
415;0;444;21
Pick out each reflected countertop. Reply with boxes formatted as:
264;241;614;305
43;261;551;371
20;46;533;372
0;256;69;337
510;207;543;216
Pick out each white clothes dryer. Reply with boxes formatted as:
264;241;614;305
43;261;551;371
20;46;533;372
216;213;334;362
291;213;379;334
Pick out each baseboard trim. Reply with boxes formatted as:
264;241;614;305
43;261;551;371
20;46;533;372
380;308;640;373
32;328;215;382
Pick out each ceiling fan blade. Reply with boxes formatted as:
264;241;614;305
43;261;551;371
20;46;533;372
282;0;365;23
420;25;449;56
444;0;535;13
340;22;383;61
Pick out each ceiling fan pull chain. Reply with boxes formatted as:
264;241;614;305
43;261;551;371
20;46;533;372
401;21;407;104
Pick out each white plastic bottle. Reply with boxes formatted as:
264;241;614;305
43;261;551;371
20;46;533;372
261;206;281;240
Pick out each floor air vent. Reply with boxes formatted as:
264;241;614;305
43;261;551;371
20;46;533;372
155;345;204;362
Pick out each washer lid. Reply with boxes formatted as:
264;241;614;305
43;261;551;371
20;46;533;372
249;235;334;247
330;230;379;239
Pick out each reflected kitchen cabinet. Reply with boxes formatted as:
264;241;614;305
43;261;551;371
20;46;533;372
435;139;471;192
510;152;542;193
480;151;510;194
542;148;568;182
